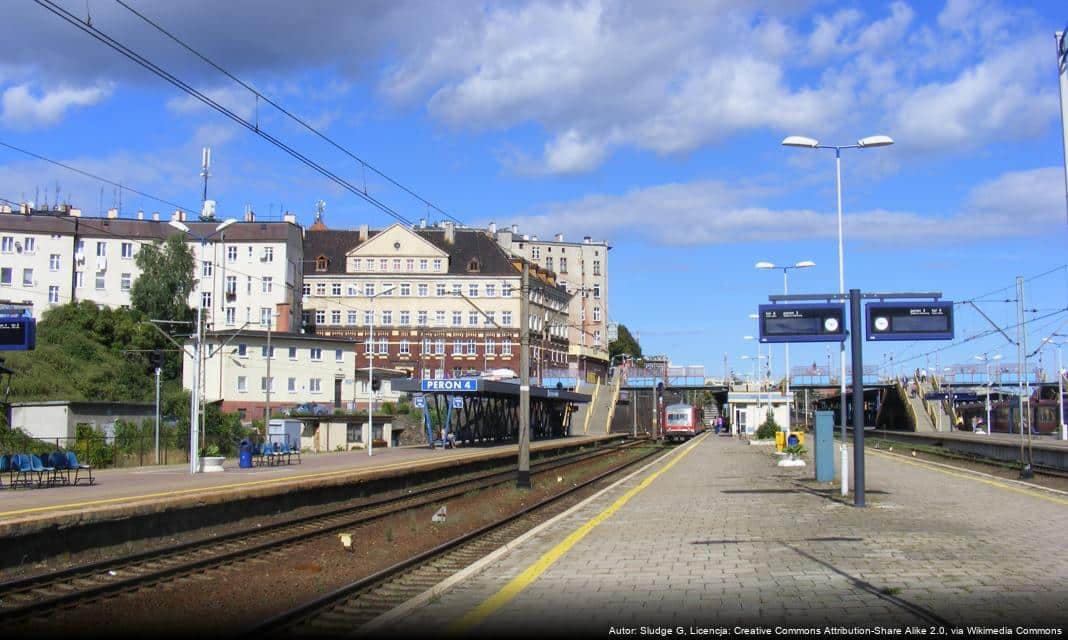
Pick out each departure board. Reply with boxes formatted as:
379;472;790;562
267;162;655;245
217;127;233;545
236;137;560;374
866;302;953;341
758;303;847;343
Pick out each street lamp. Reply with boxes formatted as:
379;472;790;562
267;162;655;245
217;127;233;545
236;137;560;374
782;133;893;496
1041;337;1066;440
168;217;237;474
975;354;1002;435
755;260;815;417
365;285;397;456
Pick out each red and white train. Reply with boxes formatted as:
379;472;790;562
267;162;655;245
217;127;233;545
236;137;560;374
661;403;706;441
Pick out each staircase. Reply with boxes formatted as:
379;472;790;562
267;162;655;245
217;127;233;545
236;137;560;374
571;377;620;435
901;379;937;432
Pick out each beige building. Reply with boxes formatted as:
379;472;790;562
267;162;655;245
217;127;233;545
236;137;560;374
301;221;570;397
0;205;303;331
493;224;610;382
183;329;357;423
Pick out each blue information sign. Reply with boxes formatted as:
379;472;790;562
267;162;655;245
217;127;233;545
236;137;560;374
0;316;35;351
413;395;426;408
421;378;479;392
451;396;464;409
758;303;846;343
866;301;953;341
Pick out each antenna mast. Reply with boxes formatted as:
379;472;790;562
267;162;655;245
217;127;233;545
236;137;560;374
201;147;211;203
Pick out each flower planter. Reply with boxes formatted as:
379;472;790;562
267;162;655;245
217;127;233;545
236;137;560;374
200;456;226;472
776;454;806;468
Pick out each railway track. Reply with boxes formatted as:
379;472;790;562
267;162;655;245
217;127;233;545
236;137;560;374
0;438;648;623
246;440;669;637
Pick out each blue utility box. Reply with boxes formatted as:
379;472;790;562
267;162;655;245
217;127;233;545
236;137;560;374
814;411;834;482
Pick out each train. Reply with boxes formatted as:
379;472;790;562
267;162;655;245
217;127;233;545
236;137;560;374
955;386;1065;435
661;403;706;441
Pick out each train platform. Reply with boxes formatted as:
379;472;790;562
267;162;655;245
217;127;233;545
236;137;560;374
378;433;1068;635
0;434;618;539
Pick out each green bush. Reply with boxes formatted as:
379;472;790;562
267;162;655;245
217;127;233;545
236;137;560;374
784;443;807;456
755;409;781;440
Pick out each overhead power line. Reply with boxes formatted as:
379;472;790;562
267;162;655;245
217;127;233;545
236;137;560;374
35;0;415;227
112;0;462;226
0;140;197;213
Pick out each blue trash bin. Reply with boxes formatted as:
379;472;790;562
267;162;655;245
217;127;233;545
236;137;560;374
238;439;253;469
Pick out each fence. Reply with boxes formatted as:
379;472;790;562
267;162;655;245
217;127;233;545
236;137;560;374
0;431;190;469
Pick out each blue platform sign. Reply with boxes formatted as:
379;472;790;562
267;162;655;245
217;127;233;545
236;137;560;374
451;396;464;409
421;378;479;392
866;301;954;341
759;303;846;343
413;395;426;408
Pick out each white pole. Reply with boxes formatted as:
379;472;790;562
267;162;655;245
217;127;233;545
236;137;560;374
1056;31;1068;225
783;268;790;432
155;366;161;465
1058;344;1065;441
190;264;202;474
368;296;375;457
835;148;848;497
986;361;992;436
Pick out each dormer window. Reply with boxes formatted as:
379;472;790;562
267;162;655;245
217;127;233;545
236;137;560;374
467;258;481;272
315;255;329;272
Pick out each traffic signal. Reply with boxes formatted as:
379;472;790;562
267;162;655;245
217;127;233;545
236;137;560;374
148;349;165;370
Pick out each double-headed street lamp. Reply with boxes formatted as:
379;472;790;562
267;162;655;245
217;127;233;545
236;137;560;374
975;353;1002;436
755;260;815;406
169;217;237;474
365;285;397;457
782;133;893;496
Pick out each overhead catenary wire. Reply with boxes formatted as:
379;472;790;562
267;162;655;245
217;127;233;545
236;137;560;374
111;0;463;226
35;0;415;227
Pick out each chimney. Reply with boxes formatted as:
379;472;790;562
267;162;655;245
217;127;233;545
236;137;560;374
358;224;369;242
136;209;144;220
488;222;497;234
419;218;426;229
531;234;538;241
106;208;119;219
511;224;518;233
444;221;455;244
19;203;30;215
152;211;160;221
555;233;564;242
283;212;296;224
244;209;255;223
58;203;70;214
583;236;591;244
275;303;292;333
70;208;82;217
522;234;529;241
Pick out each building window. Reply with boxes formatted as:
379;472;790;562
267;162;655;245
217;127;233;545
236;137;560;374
485;339;496;355
594;330;602;345
417;311;428;326
310;348;322;361
365;310;374;325
347;285;357;296
436;338;445;355
225;307;236;325
560;258;567;273
502;283;513;297
469;311;479;326
95;272;106;290
436;283;446;297
74;271;83;289
593;306;601;321
335;348;344;362
22;268;33;287
237;343;247;357
201;261;213;278
260;308;272;327
435;310;446;327
261;345;275;358
315;310;326;324
227;246;237;262
289;346;297;359
399;339;410;355
381;310;392;325
120;273;132;292
347;311;358;325
379;258;388;271
406;258;414;271
467;338;476;355
332;283;341;296
392;258;401;271
419;258;428;272
331;310;341;324
262;277;273;293
593;260;601;276
452;311;462;326
484;311;495;326
502;340;513;356
96;241;106;257
303;283;312;296
593;285;601;299
309;378;321;393
0;237;11;253
382;284;394;296
502;311;512;326
48;285;60;303
352;258;361;271
417;283;428;297
262;247;274;263
237;376;247;392
433;258;442;272
452;284;461;297
315;282;326;296
261;376;274;392
453;339;464;355
468;284;479;297
49;254;61;271
226;276;237;296
546;257;553;271
400;283;411;297
399;311;410;326
531;246;540;260
20;237;34;253
288;377;297;393
364;283;375;296
377;337;388;354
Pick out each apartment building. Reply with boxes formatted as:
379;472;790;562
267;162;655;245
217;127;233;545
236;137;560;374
0;205;303;331
183;329;357;422
493;224;611;382
301;221;570;395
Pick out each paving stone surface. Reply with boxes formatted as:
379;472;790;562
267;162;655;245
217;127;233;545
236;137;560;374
387;435;1068;637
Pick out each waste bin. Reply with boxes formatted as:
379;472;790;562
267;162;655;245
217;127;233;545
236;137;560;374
775;431;786;452
238;439;253;469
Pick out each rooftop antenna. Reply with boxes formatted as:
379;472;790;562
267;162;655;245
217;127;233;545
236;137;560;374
315;199;326;225
199;147;216;221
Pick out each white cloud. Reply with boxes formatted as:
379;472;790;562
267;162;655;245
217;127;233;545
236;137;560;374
493;167;1064;247
0;83;111;130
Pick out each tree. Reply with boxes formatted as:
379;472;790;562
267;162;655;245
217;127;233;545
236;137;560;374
131;233;195;323
609;323;642;360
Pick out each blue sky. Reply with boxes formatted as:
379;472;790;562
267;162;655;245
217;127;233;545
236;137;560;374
1;0;1067;382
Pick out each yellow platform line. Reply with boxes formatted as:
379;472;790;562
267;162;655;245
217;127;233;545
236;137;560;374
448;433;708;634
0;456;461;518
868;448;1068;506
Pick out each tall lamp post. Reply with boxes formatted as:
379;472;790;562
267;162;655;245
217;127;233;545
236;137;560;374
1041;337;1066;440
782;133;893;496
169;217;237;474
365;285;397;457
741;353;767;436
975;353;1002;435
755;260;815;423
